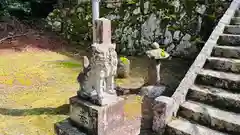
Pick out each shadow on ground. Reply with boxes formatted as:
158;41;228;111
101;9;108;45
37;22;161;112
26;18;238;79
0;104;69;116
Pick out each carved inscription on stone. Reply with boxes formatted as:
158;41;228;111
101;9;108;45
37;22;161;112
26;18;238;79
77;108;89;126
70;105;91;128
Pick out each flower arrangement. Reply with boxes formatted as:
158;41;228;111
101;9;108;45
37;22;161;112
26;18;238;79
120;56;129;65
160;49;166;57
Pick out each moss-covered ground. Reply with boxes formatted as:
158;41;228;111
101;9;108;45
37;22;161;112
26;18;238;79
0;34;146;135
0;33;190;135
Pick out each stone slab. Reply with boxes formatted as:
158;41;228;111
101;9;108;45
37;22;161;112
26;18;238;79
166;118;228;135
188;84;240;113
234;10;240;17
152;96;174;134
55;118;87;135
224;25;240;34
204;57;240;73
69;96;125;135
218;34;240;46
139;85;166;130
212;45;240;59
196;69;240;91
230;17;240;25
179;100;240;134
140;85;166;98
55;118;141;135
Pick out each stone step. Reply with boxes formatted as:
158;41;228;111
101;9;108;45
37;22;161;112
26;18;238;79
212;45;240;59
195;69;240;91
224;25;240;34
230;17;240;25
204;57;240;73
178;101;240;134
166;118;228;135
55;118;141;135
234;10;240;17
217;34;240;46
187;85;240;113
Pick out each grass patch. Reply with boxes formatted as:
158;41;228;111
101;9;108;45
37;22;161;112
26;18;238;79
0;50;144;135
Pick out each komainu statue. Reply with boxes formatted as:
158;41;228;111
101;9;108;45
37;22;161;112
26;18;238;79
77;43;118;106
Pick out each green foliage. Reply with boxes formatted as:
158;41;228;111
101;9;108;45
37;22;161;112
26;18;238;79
46;2;92;44
160;49;166;57
0;0;58;20
0;0;31;19
120;56;129;65
45;0;231;55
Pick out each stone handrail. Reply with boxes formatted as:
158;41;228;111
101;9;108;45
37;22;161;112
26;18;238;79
152;0;240;134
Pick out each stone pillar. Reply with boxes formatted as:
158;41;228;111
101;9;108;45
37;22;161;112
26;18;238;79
145;42;169;86
147;59;161;85
140;42;170;130
92;0;100;42
140;86;166;130
95;18;112;44
152;96;175;135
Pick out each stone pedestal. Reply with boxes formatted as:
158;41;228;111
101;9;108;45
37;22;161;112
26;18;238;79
140;42;170;130
55;18;141;135
147;59;161;85
69;96;124;135
55;96;141;135
145;43;170;86
140;85;166;130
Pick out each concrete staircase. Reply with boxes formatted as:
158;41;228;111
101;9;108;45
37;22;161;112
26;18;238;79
164;4;240;135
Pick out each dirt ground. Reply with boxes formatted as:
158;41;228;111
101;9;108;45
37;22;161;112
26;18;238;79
0;28;191;135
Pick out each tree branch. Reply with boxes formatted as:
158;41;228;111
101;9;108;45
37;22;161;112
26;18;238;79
0;32;32;44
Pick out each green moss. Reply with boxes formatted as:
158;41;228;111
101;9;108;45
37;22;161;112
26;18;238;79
0;50;145;135
51;60;82;68
124;95;142;120
0;51;78;135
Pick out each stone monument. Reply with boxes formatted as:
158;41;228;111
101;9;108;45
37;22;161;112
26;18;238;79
55;18;128;135
77;23;119;105
145;42;170;86
140;42;170;130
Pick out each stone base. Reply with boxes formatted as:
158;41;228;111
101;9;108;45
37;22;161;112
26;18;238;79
140;85;166;130
55;118;141;135
115;86;141;96
55;118;87;135
77;91;118;106
69;96;125;135
140;85;166;98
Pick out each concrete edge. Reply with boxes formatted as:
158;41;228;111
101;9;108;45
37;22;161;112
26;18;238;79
152;96;175;133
